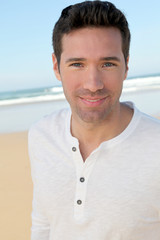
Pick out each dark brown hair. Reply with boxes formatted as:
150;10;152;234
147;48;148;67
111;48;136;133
52;1;131;65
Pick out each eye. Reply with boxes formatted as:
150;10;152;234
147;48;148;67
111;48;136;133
102;62;115;68
69;62;83;67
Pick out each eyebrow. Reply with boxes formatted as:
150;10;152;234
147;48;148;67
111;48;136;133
65;58;86;63
100;57;121;62
65;56;121;63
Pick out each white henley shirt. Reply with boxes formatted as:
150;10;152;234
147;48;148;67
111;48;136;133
28;102;160;240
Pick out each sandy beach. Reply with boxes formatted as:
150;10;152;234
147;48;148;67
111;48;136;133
0;114;160;239
0;131;32;240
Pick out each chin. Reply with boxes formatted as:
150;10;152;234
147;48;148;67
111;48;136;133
76;108;112;124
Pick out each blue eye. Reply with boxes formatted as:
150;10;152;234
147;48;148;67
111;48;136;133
70;63;82;67
103;62;114;67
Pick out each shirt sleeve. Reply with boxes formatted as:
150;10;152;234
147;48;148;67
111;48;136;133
28;128;50;240
31;190;50;240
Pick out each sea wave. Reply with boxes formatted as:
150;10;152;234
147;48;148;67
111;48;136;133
0;75;160;106
123;76;160;92
0;93;65;106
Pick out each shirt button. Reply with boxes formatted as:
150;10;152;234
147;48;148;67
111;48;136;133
80;177;85;182
77;200;82;205
72;147;77;152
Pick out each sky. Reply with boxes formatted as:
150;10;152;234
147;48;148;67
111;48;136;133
0;0;160;91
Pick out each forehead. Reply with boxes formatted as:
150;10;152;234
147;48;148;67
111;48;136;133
61;27;123;58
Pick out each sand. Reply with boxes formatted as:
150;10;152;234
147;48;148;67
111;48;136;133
0;131;32;240
1;115;160;239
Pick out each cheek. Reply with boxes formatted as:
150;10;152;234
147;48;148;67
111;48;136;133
61;76;78;96
102;72;125;93
61;71;82;91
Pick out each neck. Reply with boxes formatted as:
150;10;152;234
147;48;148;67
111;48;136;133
71;103;133;161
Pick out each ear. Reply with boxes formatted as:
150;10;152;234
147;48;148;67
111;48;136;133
124;56;129;80
52;53;61;81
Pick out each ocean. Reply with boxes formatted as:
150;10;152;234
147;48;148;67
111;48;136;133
1;74;160;133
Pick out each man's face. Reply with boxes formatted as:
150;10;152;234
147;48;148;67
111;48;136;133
53;27;129;124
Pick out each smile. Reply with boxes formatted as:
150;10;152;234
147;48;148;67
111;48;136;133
80;97;107;107
86;99;101;102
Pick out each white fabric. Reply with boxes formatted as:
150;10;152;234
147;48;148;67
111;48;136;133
28;102;160;240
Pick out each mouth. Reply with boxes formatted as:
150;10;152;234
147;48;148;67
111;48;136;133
85;99;102;102
80;97;107;106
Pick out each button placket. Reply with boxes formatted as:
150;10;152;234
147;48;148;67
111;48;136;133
76;177;85;205
71;143;85;219
72;146;99;220
74;170;88;220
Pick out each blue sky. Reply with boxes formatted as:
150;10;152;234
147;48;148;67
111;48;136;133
1;0;160;91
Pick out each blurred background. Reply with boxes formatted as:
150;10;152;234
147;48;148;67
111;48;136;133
0;0;160;133
0;0;160;239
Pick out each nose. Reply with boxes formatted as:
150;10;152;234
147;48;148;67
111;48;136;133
83;66;104;92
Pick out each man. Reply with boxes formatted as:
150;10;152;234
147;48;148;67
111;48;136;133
28;1;160;239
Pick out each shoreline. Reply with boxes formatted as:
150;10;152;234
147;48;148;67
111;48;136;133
1;75;160;107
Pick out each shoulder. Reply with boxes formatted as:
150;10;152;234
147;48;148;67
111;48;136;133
135;109;160;142
124;101;160;129
124;102;160;142
139;111;160;130
28;108;70;142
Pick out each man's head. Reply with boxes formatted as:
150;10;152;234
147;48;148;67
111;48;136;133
52;1;131;125
52;1;131;66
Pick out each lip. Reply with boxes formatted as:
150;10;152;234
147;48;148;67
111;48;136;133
80;97;107;107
